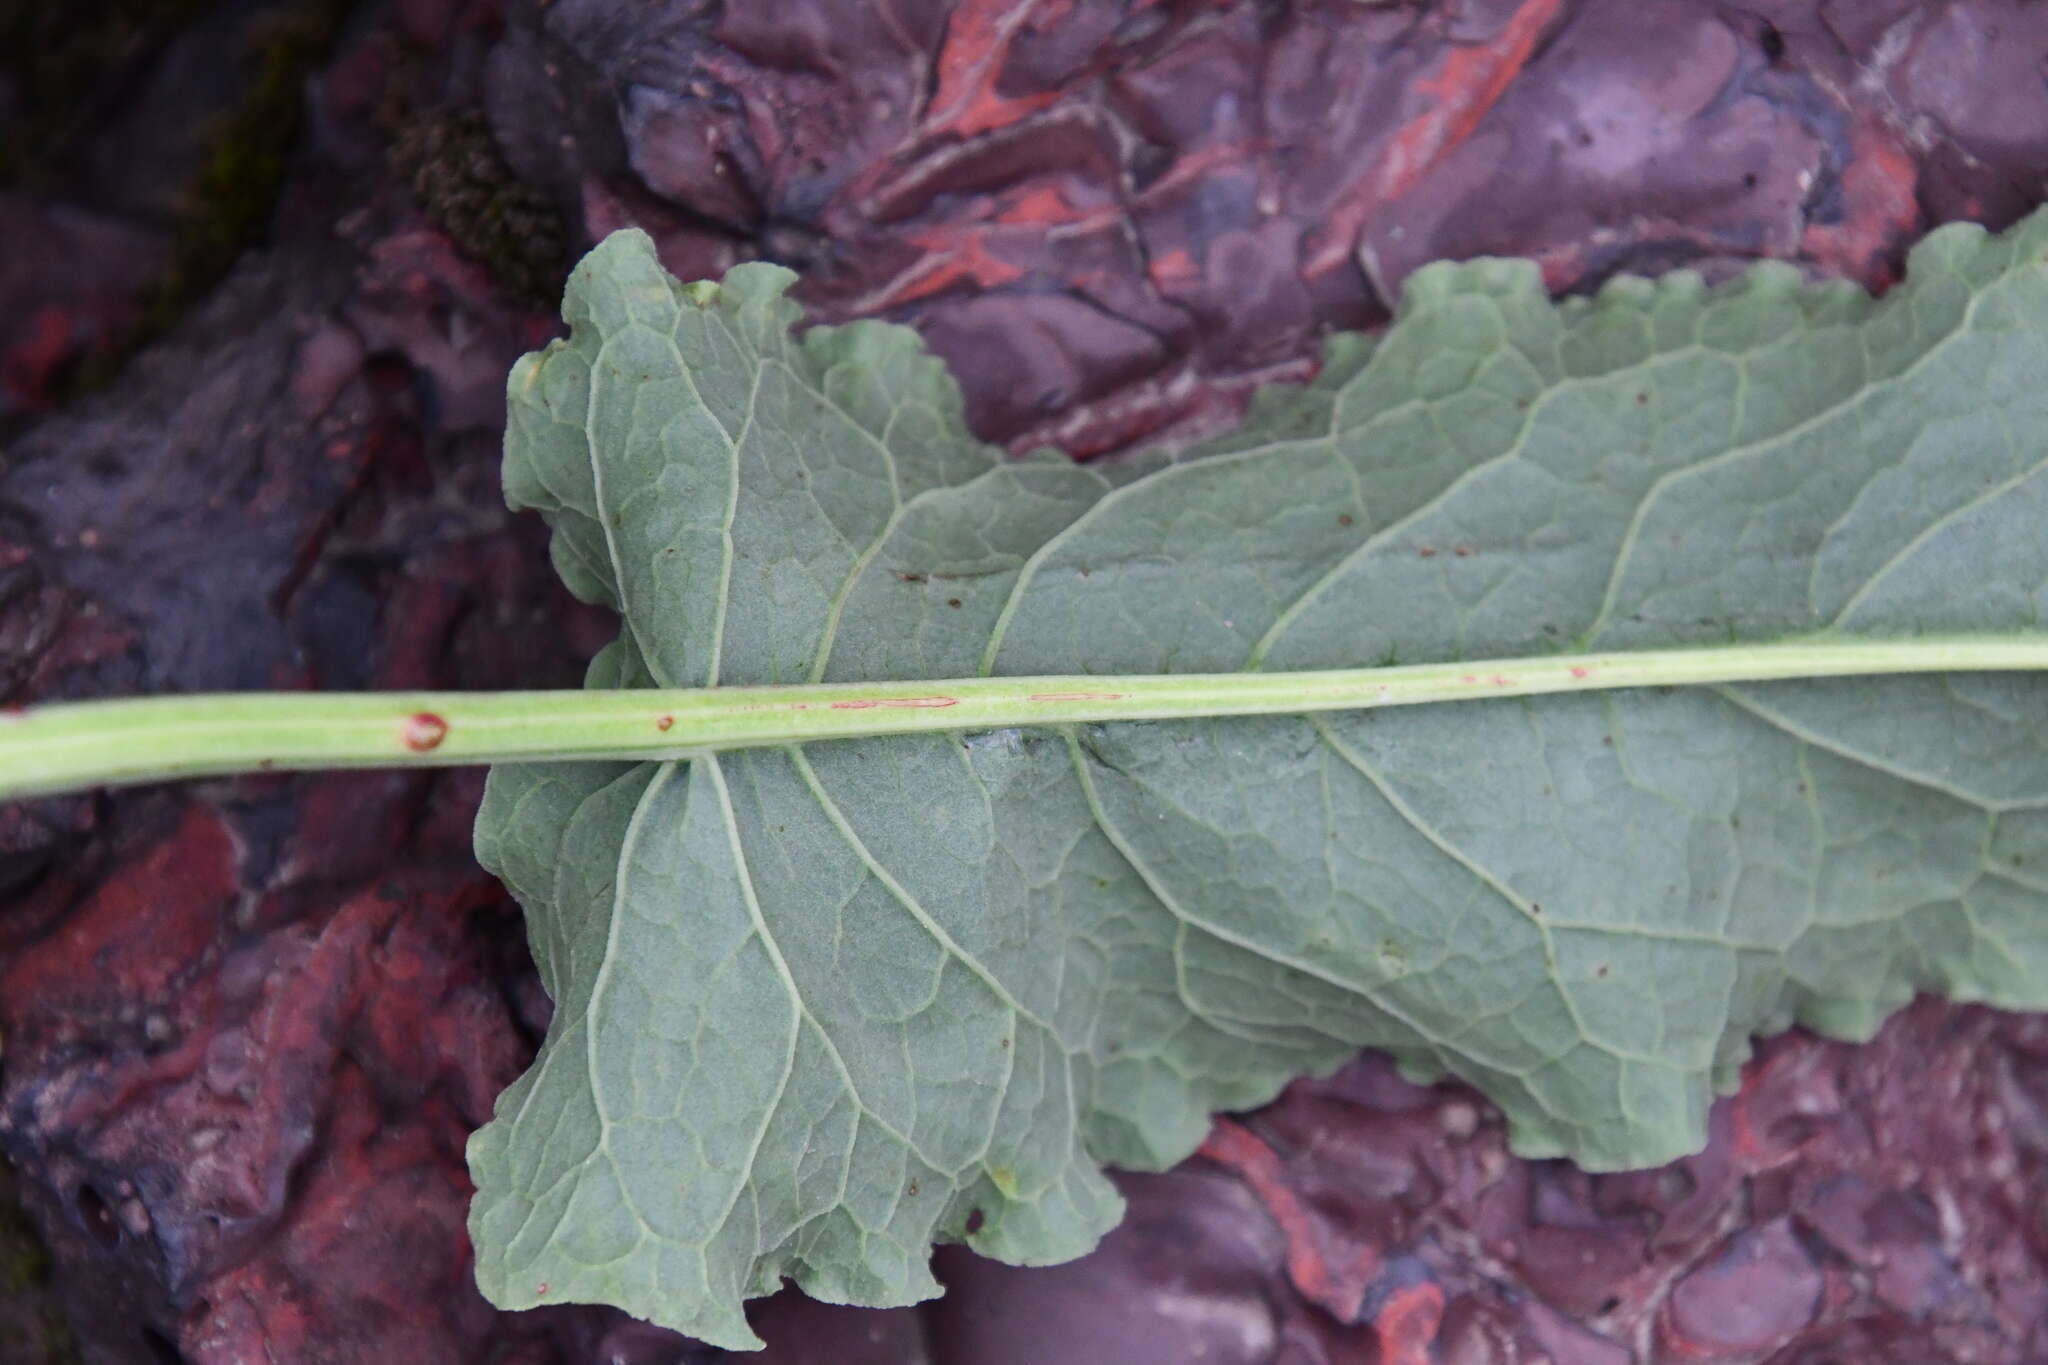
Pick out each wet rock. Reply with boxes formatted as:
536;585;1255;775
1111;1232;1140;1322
479;0;2048;463
1661;1217;1822;1357
0;197;169;418
1882;0;2048;226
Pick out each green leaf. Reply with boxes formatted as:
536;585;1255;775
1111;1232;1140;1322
469;215;2048;1346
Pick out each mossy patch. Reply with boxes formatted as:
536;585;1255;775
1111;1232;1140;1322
389;107;572;306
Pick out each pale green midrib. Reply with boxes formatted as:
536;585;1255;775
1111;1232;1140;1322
8;635;2048;798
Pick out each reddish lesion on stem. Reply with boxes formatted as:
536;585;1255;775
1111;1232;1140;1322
828;697;959;710
403;712;449;752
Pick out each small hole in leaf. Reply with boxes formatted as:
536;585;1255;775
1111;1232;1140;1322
965;1208;985;1234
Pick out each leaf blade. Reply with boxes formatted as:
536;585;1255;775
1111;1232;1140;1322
473;216;2048;1344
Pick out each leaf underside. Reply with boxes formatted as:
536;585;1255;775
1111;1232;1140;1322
470;213;2048;1346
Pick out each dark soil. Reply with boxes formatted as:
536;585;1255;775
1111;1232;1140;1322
3;1;2048;1362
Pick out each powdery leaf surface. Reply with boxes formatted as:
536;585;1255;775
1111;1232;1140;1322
469;214;2048;1346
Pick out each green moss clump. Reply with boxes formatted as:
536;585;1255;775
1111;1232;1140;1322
389;108;571;306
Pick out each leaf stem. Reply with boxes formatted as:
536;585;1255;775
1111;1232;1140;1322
6;635;2045;799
